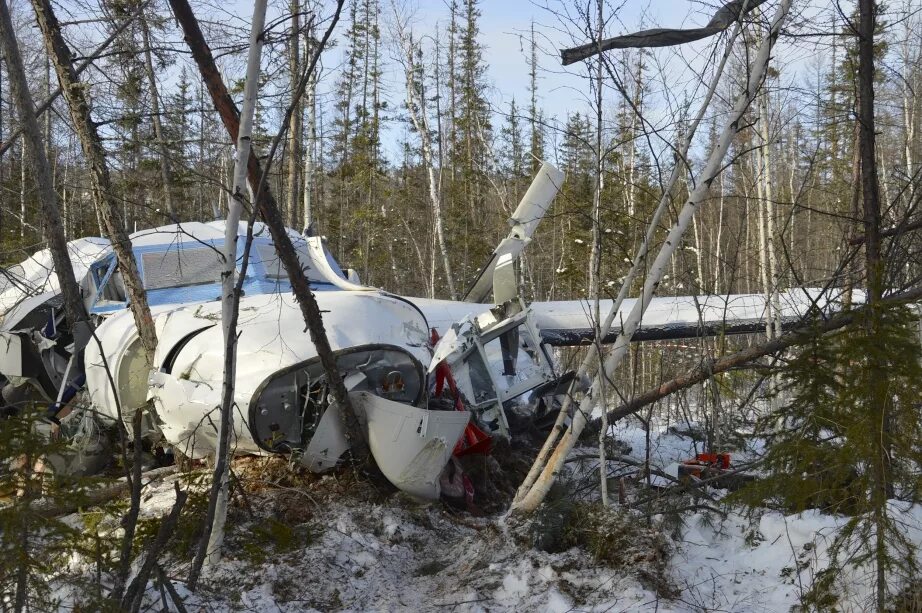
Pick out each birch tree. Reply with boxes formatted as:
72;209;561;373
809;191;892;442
391;5;457;299
167;0;367;480
187;0;267;585
513;0;793;514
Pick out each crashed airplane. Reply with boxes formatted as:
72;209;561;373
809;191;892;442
0;163;840;498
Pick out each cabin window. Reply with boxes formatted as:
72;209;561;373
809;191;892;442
90;254;127;305
255;243;287;279
254;241;319;282
141;247;223;290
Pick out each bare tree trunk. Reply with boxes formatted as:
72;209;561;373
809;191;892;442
0;65;4;235
713;172;725;292
513;0;791;514
900;11;918;206
287;0;301;227
168;0;367;468
121;484;188;613
590;0;608;507
692;215;706;290
62;138;70;239
32;0;158;365
758;93;782;340
302;25;316;232
187;0;267;588
0;0;86;330
19;139;25;238
856;1;889;609
140;12;175;218
392;14;457;300
754;118;774;341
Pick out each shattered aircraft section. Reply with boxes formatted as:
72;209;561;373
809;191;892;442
0;164;854;499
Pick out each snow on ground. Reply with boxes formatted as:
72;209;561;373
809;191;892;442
133;474;671;612
128;474;922;612
56;422;922;612
671;502;922;611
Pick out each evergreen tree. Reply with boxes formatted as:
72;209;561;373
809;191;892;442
328;0;386;278
527;20;544;173
500;98;525;181
446;0;493;285
735;305;922;609
0;406;113;610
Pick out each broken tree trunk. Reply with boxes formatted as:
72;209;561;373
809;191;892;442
512;0;792;514
560;0;770;65
31;0;158;366
168;0;368;461
0;0;85;330
592;284;922;426
515;10;748;505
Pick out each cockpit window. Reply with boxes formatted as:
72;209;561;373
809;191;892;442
255;243;287;279
91;254;126;304
254;241;323;282
141;247;223;290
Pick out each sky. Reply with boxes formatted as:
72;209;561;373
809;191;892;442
361;0;730;160
54;0;839;167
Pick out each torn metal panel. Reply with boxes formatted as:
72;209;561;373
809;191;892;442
356;391;470;500
302;399;355;472
430;305;556;438
138;291;432;458
0;333;23;378
0;237;110;319
249;345;425;453
301;391;470;499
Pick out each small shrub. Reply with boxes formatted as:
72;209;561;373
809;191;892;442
239;518;313;565
562;502;676;597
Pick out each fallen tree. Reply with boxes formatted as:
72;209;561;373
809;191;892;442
593;285;922;427
560;0;770;65
512;0;794;515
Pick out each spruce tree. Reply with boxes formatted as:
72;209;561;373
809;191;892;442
735;305;922;609
0;406;111;610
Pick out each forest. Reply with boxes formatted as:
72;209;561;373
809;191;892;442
1;0;922;610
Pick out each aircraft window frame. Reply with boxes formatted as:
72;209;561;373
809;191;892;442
89;234;342;315
89;254;127;311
